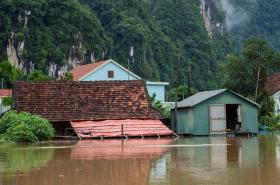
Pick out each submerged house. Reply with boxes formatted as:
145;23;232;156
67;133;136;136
12;81;173;138
171;89;260;136
70;59;169;102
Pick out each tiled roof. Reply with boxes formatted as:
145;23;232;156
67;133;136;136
71;61;107;81
0;89;12;97
13;81;161;122
266;72;280;96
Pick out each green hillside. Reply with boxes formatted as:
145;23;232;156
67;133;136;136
0;0;230;90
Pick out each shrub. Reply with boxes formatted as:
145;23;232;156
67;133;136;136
3;124;38;142
0;111;54;142
2;97;12;106
150;94;171;119
260;114;280;131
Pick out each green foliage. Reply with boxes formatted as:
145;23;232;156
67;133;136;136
260;114;280;131
27;70;53;82
0;0;229;90
0;0;108;71
0;111;54;142
150;94;170;119
2;97;12;106
224;37;279;115
167;85;197;102
0;61;25;88
60;72;73;81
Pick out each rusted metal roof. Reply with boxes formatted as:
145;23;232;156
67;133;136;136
70;119;173;138
0;89;12;97
266;72;280;96
13;81;161;122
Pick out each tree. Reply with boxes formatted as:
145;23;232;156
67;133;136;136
167;85;197;102
27;70;53;82
0;61;24;88
224;37;280;115
0;61;17;82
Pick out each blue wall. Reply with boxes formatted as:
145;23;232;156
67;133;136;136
146;84;166;102
81;62;139;81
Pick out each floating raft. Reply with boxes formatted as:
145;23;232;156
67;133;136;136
70;119;174;139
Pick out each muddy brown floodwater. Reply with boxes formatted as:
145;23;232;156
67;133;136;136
1;135;280;185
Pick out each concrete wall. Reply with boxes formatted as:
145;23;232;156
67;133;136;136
272;92;280;114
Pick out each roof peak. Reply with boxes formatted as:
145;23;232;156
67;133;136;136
176;89;259;108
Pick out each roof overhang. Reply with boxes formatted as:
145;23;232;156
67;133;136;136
171;89;261;109
146;81;169;86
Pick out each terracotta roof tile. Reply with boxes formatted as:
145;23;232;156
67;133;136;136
70;61;107;81
266;73;280;95
13;81;161;122
0;89;12;97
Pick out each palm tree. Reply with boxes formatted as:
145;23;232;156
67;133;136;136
0;61;17;82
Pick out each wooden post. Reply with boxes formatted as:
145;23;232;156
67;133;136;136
121;124;124;136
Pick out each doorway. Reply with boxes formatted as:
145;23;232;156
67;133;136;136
209;104;242;134
226;104;241;131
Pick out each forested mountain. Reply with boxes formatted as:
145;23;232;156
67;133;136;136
1;0;280;90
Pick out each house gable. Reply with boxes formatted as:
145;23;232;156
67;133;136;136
80;59;141;81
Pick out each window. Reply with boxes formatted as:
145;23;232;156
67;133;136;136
108;70;114;78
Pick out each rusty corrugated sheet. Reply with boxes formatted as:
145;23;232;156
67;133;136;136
70;119;173;138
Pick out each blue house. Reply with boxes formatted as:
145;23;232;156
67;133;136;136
71;59;169;102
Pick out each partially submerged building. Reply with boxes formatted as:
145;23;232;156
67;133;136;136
70;59;169;102
13;80;173;138
171;89;260;136
0;89;12;115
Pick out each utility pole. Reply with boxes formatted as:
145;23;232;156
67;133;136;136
174;55;180;132
1;77;3;113
255;57;261;102
187;60;191;96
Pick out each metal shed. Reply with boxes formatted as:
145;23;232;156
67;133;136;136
171;89;260;136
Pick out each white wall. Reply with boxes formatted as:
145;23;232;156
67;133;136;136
272;92;280;114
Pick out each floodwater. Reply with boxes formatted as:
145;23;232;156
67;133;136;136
1;135;280;185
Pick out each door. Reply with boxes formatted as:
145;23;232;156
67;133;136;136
209;105;226;134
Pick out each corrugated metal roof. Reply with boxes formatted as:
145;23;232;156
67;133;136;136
177;89;227;108
175;89;260;108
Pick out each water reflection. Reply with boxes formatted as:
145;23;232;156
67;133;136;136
0;142;55;185
164;137;261;185
2;136;280;185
